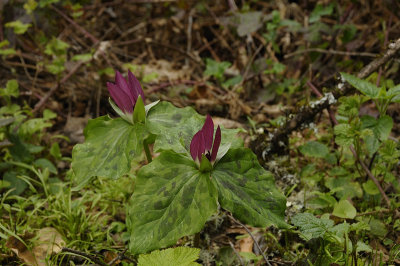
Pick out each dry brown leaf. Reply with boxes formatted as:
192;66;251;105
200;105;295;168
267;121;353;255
6;234;37;266
32;227;65;265
239;236;254;253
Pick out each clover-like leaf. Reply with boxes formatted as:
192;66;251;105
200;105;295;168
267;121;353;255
212;148;288;228
127;151;218;254
71;116;147;189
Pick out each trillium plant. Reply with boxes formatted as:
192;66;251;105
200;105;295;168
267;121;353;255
71;70;287;255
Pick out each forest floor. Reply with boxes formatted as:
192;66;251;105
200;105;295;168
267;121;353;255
1;0;400;265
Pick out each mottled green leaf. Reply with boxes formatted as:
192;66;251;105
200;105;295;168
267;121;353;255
127;151;218;254
341;72;379;98
71;116;146;188
212;148;287;228
138;247;200;266
147;101;242;154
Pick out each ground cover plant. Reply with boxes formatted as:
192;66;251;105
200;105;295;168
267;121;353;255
1;0;400;265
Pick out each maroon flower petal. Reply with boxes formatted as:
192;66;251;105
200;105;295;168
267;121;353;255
115;71;135;105
210;125;221;162
128;71;146;102
202;114;214;152
107;82;133;113
190;130;202;161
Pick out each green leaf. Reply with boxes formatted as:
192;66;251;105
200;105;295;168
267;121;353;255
341;72;379;98
309;3;334;23
71;116;147;189
362;180;380;195
299;141;329;158
133;95;146;123
138;247;201;266
204;58;231;81
127;151;218;254
5;21;31;34
3;171;28;195
292;213;334;241
147;102;243;155
33;158;57;174
199;154;212;172
361;115;393;141
212;148;287;228
147;101;204;154
387;84;400;102
332;199;357;219
0;80;19;99
334;123;353;146
325;176;363;199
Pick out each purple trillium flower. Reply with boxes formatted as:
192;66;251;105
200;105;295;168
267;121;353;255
190;114;221;164
107;70;145;113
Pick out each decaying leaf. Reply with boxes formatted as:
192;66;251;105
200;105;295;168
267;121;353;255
6;228;65;266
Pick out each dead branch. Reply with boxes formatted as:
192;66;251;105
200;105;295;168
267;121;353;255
253;38;400;159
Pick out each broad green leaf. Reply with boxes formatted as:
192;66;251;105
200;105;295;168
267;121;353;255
375;115;393;141
127;151;218;254
212;148;287;228
299;141;329;158
133;95;146;123
33;158;57;174
0;117;15;127
71;116;146;188
325;176;363;199
341;72;379;98
361;115;393;141
362;180;380;195
147;101;242;154
147;101;204;154
292;213;334;241
364;134;379;155
3;171;27;195
334;123;353;146
387;84;400;102
138;247;200;266
332;199;357;219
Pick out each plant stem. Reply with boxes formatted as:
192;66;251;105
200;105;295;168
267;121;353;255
144;142;152;163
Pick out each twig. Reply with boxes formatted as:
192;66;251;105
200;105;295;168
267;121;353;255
258;38;400;158
284;48;377;59
32;61;84;113
61;247;107;266
107;248;128;266
228;240;245;266
228;214;272;266
51;5;99;44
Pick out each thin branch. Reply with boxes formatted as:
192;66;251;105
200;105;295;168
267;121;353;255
284;48;377;59
228;240;245;266
61;247;107;266
51;5;99;44
228;214;272;266
257;38;400;158
107;248;128;266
